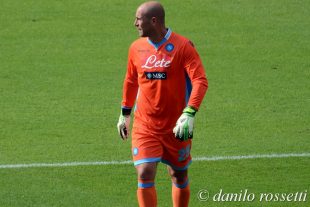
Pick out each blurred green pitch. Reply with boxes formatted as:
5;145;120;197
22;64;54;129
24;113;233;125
0;0;309;206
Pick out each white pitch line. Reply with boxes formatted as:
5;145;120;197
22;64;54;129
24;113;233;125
193;152;310;161
0;153;309;169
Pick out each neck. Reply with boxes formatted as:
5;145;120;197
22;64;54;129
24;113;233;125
148;27;168;43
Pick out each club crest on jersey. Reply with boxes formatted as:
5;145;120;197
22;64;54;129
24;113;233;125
141;55;171;69
165;43;174;52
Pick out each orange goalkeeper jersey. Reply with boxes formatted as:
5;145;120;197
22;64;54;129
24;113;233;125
122;29;208;133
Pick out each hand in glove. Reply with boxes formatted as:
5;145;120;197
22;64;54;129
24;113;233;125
117;108;132;140
173;106;197;141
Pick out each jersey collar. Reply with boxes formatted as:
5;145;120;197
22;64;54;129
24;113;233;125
147;28;172;50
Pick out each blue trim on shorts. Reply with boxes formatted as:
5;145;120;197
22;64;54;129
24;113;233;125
134;157;161;166
161;159;192;171
173;179;189;189
138;182;155;188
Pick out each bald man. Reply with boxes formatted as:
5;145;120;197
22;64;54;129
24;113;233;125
117;1;208;206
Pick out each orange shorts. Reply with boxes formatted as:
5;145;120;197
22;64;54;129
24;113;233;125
131;127;192;171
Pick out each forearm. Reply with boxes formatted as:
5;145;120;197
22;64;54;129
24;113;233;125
187;77;208;110
121;79;138;111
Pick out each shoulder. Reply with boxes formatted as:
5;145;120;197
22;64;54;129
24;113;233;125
129;38;148;50
171;32;195;49
171;32;188;42
128;38;148;57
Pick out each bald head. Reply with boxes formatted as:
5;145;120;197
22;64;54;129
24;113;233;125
137;1;165;25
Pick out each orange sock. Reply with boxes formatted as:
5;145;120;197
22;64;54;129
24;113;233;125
137;179;157;207
172;179;190;207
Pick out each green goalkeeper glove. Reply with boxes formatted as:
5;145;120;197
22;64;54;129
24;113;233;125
117;108;131;140
173;106;197;141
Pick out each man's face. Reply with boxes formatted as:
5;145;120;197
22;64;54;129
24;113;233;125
134;8;153;37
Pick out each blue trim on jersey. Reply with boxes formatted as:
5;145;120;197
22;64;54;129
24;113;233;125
164;28;172;39
134;157;161;166
138;182;155;188
185;73;192;105
173;179;189;189
134;88;140;112
121;106;132;109
147;28;172;49
161;159;192;171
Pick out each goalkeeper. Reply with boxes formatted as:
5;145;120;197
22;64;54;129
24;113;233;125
117;1;208;207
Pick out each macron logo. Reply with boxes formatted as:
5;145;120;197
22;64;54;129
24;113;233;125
142;55;171;69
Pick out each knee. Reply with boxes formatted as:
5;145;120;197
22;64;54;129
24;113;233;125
168;168;188;184
136;163;157;181
171;174;188;184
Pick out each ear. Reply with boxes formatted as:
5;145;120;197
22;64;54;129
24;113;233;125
151;17;157;24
